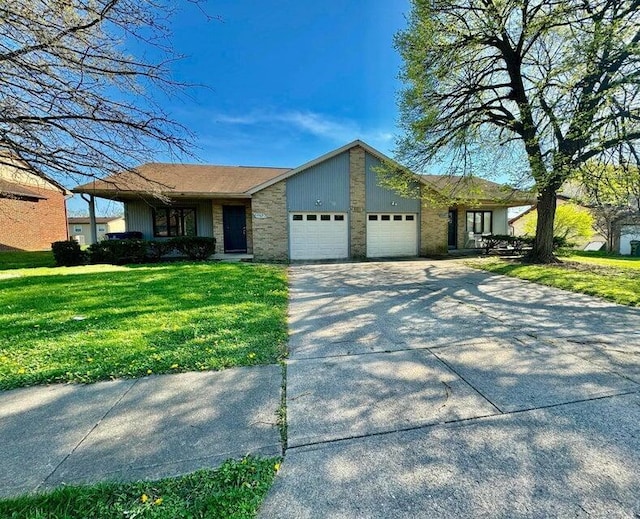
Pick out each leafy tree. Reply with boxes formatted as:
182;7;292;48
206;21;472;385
520;202;594;245
0;0;201;185
394;0;640;263
574;162;640;250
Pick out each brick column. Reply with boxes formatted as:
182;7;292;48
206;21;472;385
252;181;288;261
349;147;366;258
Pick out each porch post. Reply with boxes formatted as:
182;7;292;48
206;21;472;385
88;195;97;245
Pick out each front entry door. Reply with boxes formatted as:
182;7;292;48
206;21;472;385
448;209;458;249
222;205;247;253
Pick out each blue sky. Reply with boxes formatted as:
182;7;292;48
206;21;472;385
70;0;411;214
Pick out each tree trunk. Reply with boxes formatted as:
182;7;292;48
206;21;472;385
529;185;558;263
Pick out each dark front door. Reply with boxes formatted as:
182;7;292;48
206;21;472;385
448;209;458;249
223;205;247;253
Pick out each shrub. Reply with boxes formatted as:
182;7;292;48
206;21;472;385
146;240;175;261
88;239;148;265
171;236;216;260
51;240;86;266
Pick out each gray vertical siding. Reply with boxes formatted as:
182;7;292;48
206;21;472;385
286;152;350;211
124;198;213;239
125;200;153;238
365;153;420;213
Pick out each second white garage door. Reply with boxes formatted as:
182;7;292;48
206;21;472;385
289;213;349;260
367;213;418;257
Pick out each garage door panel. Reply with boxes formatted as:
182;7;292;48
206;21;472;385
367;214;418;257
290;213;348;260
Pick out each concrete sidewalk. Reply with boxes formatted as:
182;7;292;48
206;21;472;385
259;260;640;518
1;365;282;498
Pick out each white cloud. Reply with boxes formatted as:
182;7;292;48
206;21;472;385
213;109;395;150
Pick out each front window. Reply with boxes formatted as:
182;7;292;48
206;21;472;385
152;207;197;237
466;211;492;234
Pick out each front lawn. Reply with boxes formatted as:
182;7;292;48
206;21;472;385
0;456;280;519
471;253;640;306
0;260;288;389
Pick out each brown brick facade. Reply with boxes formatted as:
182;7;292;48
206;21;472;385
252;181;288;261
0;187;68;251
349;147;367;258
419;202;449;255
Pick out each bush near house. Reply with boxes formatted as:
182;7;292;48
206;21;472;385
51;240;86;267
52;237;218;266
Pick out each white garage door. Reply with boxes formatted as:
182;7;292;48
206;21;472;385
367;213;418;257
620;225;640;255
289;213;349;260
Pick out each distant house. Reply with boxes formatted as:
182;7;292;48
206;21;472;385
613;215;640;255
68;216;126;245
0;156;69;251
73;140;532;261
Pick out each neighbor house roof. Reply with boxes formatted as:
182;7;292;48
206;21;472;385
73;163;292;199
68;216;123;225
0;178;47;200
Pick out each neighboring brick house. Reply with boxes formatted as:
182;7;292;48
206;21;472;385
73;140;531;261
68;216;126;245
0;158;69;251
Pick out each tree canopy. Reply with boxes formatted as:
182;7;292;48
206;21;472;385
394;0;640;262
0;0;198;185
520;202;594;245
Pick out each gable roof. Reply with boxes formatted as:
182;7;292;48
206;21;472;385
73;163;291;199
248;139;392;194
0;178;48;200
71;139;533;205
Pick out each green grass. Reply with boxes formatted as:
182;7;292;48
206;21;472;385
470;254;640;306
0;456;280;519
0;250;55;270
559;250;640;270
0;261;288;389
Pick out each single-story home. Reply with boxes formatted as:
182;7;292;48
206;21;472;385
68;216;126;245
0;155;69;251
73;140;532;261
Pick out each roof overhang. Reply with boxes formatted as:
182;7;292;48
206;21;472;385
71;188;252;201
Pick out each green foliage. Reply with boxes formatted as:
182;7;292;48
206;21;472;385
520;204;594;244
0;456;281;519
0;262;288;389
394;1;640;262
471;256;640;306
171;236;217;260
51;240;86;267
146;240;176;261
88;239;148;265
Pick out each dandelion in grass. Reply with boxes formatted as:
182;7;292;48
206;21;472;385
140;494;149;503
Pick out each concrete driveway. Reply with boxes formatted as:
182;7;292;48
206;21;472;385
259;260;640;518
